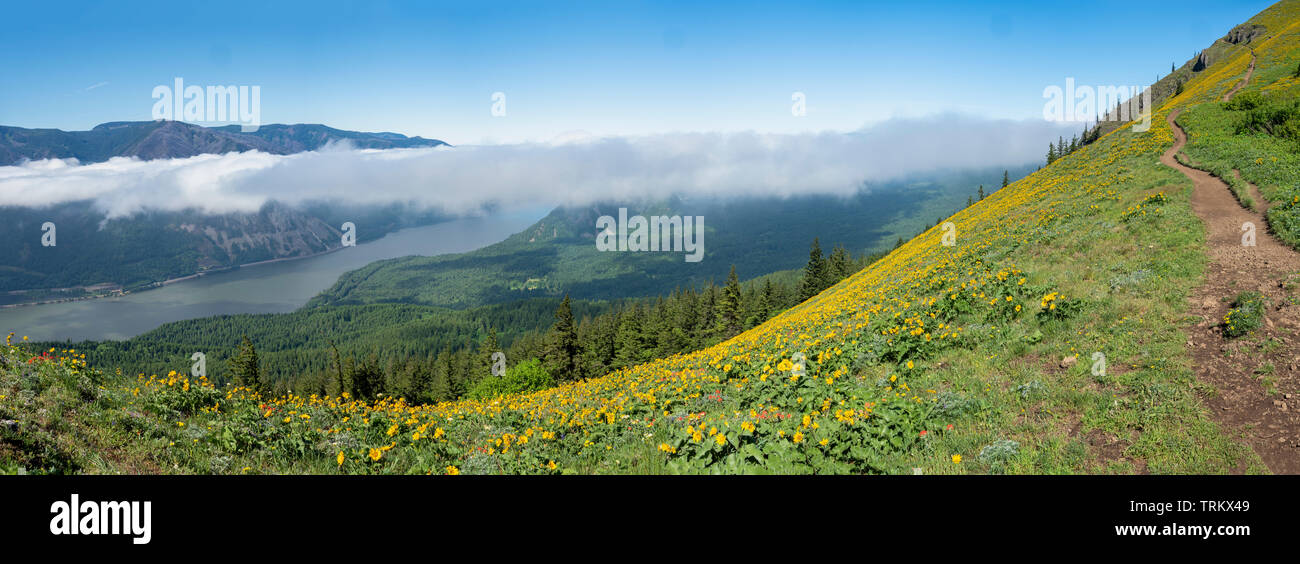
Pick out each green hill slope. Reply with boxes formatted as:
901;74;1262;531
4;1;1300;475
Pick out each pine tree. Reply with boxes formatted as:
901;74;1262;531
328;341;347;397
407;359;433;404
977;185;985;200
829;244;853;281
697;284;718;346
800;238;828;301
757;279;775;323
229;335;263;392
478;328;500;378
544;295;580;381
614;305;646;368
1001;170;1009;189
436;349;461;400
1047;142;1057;165
351;353;384;400
717;265;743;337
581;313;618;376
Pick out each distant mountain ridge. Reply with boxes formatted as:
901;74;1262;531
0;120;447;166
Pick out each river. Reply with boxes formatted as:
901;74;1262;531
0;212;539;342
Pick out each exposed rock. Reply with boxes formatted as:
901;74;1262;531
1225;24;1267;45
1194;51;1212;72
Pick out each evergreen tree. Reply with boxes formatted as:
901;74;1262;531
478;328;500;378
717;265;743;337
407;359;433;404
977;185;985;200
800;238;828;301
697;284;718;347
351;353;384;400
1001;170;1009;189
759;279;775;321
677;288;700;348
544;295;581;381
328;340;347;397
580;313;617;377
436;349;460;400
828;244;853;281
614;305;647;368
1047;142;1057;165
229;335;263;391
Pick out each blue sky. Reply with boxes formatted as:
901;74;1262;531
0;0;1273;144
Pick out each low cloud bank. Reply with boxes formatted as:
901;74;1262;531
0;114;1078;218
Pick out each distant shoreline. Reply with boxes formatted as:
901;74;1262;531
0;246;347;310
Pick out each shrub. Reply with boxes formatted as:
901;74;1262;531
1223;291;1266;338
468;358;555;400
1234;95;1300;145
1224;90;1263;111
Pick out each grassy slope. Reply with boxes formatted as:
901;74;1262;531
1177;17;1300;246
3;2;1299;475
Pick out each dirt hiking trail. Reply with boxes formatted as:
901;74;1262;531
1164;55;1300;473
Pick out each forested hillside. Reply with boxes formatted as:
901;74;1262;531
308;167;1031;308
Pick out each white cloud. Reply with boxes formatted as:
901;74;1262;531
0;114;1079;218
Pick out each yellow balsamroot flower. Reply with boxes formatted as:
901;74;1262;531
445;466;460;475
337;451;345;466
792;432;804;443
368;448;382;462
715;433;726;446
952;454;962;464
